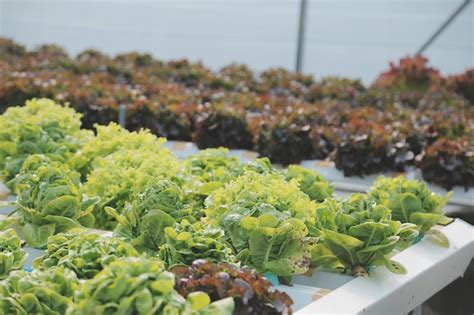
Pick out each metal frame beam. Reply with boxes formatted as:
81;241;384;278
416;0;472;55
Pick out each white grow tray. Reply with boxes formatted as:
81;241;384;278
163;141;199;159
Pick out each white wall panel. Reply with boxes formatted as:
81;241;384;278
303;0;473;82
0;0;472;83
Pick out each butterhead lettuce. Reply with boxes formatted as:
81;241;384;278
205;171;317;275
33;230;139;279
159;219;234;267
0;229;27;279
68;256;234;315
7;154;98;248
105;179;193;252
0;266;79;314
312;194;418;276
370;176;451;247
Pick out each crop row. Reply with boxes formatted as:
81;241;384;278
0;98;457;314
1;98;452;269
1;38;473;190
0;233;289;315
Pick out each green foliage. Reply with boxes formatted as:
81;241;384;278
8;155;98;248
185;148;242;185
69;257;233;315
0;98;91;184
69;122;162;179
286;165;334;202
33;230;139;279
206;171;316;224
0;93;457;290
83;147;183;230
184;148;243;212
0;267;79;314
205;171;317;275
312;194;419;275
0;229;27;279
241;157;277;175
238;214;313;276
159;219;234;267
105;179;193;252
369;176;451;237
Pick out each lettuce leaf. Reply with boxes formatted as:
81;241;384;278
159;219;234;267
7;154;98;248
246;217;312;275
33;230;139;279
205;171;317;275
312;193;418;275
106;179;194;252
205;171;316;225
69;122;163;179
171;260;292;314
183;148;243;216
0;229;27;279
0;267;79;314
370;176;451;243
83;147;184;230
286;165;334;202
0;98;91;185
68;257;228;314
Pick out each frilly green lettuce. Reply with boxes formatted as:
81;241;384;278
183;150;279;218
183;148;243;215
185;148;242;185
205;171;316;224
241;157;277;175
83;147;184;230
0;98;92;185
70;122;163;179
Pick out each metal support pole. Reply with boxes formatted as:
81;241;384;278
416;0;472;55
295;0;308;72
118;104;126;128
